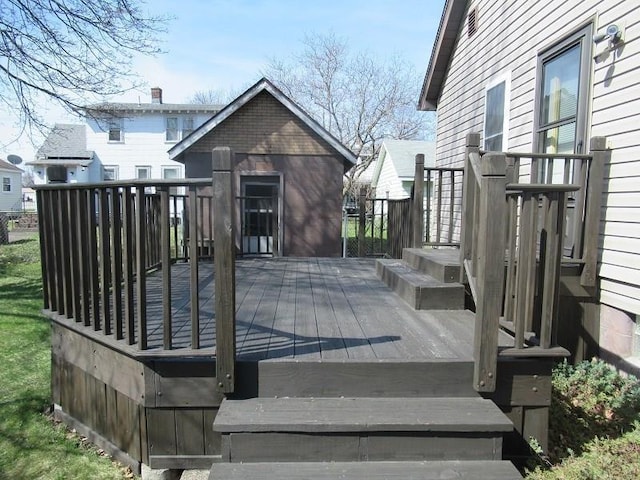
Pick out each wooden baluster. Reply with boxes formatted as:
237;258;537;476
99;187;112;334
122;187;135;344
135;185;147;350
412;154;424;247
448;169;455;243
514;191;538;347
436;169;443;244
88;189;100;331
189;185;200;349
358;187;366;256
110;188;124;339
161;186;172;350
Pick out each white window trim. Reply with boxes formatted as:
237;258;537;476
103;165;119;181
482;71;511;151
182;116;195;139
2;176;11;193
165;117;179;143
107;118;124;143
161;165;181;178
135;166;152;180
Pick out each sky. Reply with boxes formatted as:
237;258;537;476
0;0;445;166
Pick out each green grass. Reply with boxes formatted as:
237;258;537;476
0;236;133;480
525;359;640;480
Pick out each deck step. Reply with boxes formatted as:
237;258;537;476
209;460;522;479
215;397;513;463
258;359;476;398
376;259;464;310
402;248;461;283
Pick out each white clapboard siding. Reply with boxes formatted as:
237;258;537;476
433;0;640;314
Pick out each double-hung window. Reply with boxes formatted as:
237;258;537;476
535;24;592;156
2;177;10;192
483;73;510;151
166;117;179;142
182;117;194;138
108;118;123;142
103;166;118;181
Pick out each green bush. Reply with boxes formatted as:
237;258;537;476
526;359;640;480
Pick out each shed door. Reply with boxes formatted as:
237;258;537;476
240;179;279;255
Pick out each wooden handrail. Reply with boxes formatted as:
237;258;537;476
459;132;608;393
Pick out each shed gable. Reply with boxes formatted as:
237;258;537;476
185;91;334;157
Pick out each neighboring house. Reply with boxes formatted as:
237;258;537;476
169;78;357;257
419;1;639;368
371;139;436;200
0;158;22;212
29;88;221;184
28;124;96;184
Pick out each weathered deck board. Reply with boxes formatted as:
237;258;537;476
133;258;485;361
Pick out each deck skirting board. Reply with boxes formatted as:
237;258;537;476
53;405;142;475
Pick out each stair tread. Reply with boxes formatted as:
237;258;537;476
404;248;461;266
209;460;522;479
214;397;513;433
377;259;461;288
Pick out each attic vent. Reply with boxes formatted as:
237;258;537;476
467;7;478;37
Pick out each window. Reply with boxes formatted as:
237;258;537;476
2;177;10;192
103;166;118;181
166;117;178;142
136;166;151;179
108;118;123;142
182;116;194;138
162;166;180;194
483;73;510;151
536;25;592;155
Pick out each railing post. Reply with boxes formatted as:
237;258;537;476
358;186;366;257
473;152;507;393
412;154;425;248
581;137;608;287
460;133;481;282
213;147;236;394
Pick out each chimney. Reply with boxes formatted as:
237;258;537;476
151;87;163;104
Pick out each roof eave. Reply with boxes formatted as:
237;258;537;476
418;0;469;111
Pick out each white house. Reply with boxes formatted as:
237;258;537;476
371;139;436;200
0;158;22;212
29;88;221;184
419;0;640;368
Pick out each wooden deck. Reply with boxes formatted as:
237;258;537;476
143;257;497;361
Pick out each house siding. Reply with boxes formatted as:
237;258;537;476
374;151;408;200
85;112;214;180
433;0;640;317
0;169;22;211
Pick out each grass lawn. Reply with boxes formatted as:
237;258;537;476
0;235;133;480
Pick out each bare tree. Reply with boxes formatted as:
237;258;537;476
264;32;433;196
0;0;168;141
188;88;241;105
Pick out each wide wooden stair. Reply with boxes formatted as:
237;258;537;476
209;249;521;479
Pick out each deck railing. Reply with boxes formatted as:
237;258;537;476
36;178;214;352
459;133;608;392
413;154;465;247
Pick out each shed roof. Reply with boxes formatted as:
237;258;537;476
168;78;357;169
30;124;94;164
419;0;469;111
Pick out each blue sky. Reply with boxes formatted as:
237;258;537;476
0;0;445;162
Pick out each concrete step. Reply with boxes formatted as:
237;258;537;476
209;460;522;479
402;248;461;283
214;397;513;463
376;259;464;310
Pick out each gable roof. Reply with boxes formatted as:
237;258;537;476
419;0;469;111
168;77;357;168
372;139;436;186
31;124;94;163
0;158;23;173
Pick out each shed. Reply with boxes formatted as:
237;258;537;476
0;158;23;212
169;78;356;257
